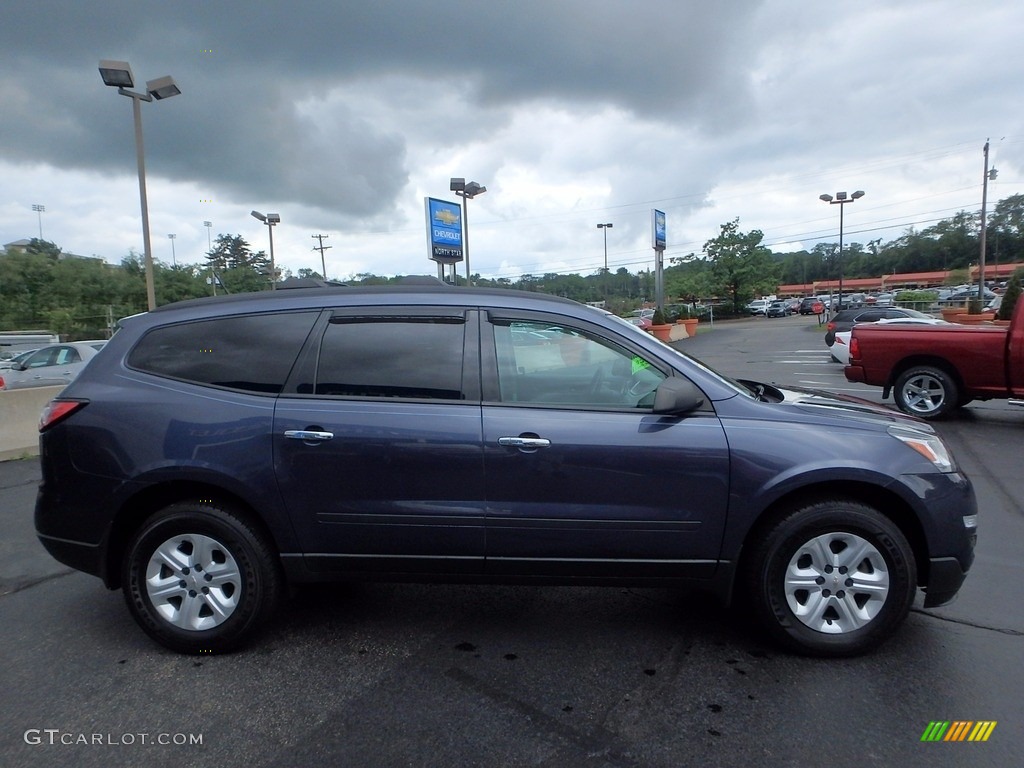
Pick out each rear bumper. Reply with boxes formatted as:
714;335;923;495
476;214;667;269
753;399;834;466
36;531;106;581
844;364;865;383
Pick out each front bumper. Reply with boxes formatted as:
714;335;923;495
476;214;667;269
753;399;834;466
923;556;972;607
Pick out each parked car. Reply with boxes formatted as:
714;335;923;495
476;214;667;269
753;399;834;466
35;283;976;657
623;315;652;330
766;300;789;318
865;293;895;307
0;341;106;390
937;288;996;307
829;317;951;365
746;298;772;315
824;307;935;347
799;297;822;315
0;348;38;371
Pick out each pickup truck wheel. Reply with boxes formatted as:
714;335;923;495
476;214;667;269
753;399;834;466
893;366;958;419
122;502;283;654
745;500;916;657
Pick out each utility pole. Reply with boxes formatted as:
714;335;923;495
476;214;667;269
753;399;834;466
978;140;998;305
312;234;332;279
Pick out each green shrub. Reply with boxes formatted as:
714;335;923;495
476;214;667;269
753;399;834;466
998;272;1022;321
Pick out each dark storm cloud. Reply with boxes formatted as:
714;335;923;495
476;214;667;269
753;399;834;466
0;0;761;218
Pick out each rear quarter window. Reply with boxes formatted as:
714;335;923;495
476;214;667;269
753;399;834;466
128;312;318;393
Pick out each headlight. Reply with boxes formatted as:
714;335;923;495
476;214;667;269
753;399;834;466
887;425;956;472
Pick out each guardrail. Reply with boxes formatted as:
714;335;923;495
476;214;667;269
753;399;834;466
0;386;61;461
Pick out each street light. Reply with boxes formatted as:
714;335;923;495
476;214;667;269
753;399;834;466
597;223;613;272
167;233;176;267
450;177;487;284
251;210;280;290
819;190;865;311
203;221;217;295
32;204;45;240
99;59;181;311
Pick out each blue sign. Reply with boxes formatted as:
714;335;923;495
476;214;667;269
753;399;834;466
652;209;666;251
425;197;463;263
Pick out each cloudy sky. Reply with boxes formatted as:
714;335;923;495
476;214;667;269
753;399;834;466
2;0;1022;283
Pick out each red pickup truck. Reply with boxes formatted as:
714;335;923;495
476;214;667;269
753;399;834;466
844;298;1024;419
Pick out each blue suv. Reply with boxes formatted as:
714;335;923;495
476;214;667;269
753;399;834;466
35;284;977;656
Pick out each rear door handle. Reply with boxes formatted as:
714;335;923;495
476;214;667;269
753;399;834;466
284;430;334;442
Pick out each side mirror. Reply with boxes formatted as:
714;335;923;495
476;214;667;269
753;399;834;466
11;362;26;372
652;377;705;415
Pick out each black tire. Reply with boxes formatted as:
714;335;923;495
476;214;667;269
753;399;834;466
893;365;959;419
122;502;283;654
744;500;916;657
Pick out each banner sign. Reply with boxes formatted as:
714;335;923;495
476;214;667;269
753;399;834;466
425;197;463;263
652;209;666;251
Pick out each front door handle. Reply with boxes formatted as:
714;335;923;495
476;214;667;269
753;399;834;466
497;436;551;449
284;430;334;442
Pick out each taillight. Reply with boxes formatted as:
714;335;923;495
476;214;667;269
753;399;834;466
39;399;88;432
849;337;860;361
826;321;835;331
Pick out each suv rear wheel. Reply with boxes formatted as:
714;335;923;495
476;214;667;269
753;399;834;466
122;502;283;654
745;500;916;657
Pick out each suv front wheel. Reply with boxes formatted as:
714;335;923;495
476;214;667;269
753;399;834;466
745;500;916;657
122;502;283;654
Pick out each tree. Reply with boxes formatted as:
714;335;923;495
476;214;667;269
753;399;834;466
205;234;269;273
998;270;1022;321
25;238;62;260
700;219;779;312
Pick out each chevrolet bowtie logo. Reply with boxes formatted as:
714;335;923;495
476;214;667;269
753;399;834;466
434;209;460;226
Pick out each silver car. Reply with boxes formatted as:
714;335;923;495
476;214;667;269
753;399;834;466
0;341;106;390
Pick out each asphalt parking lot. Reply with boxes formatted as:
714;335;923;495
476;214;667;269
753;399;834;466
1;313;1021;768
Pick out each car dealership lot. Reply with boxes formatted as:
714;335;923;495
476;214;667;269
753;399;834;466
2;311;1022;768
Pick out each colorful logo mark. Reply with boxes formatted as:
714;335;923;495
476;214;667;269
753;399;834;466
433;208;460;226
921;721;996;742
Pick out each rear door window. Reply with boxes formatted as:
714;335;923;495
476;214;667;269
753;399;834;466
311;314;467;400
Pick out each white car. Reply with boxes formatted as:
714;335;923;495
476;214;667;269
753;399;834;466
0;341;106;390
0;348;38;371
746;299;772;315
830;317;949;364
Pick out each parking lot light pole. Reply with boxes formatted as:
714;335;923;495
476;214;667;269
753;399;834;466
251;211;280;289
450;178;487;285
819;190;864;314
597;223;613;273
99;60;181;311
32;204;45;240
